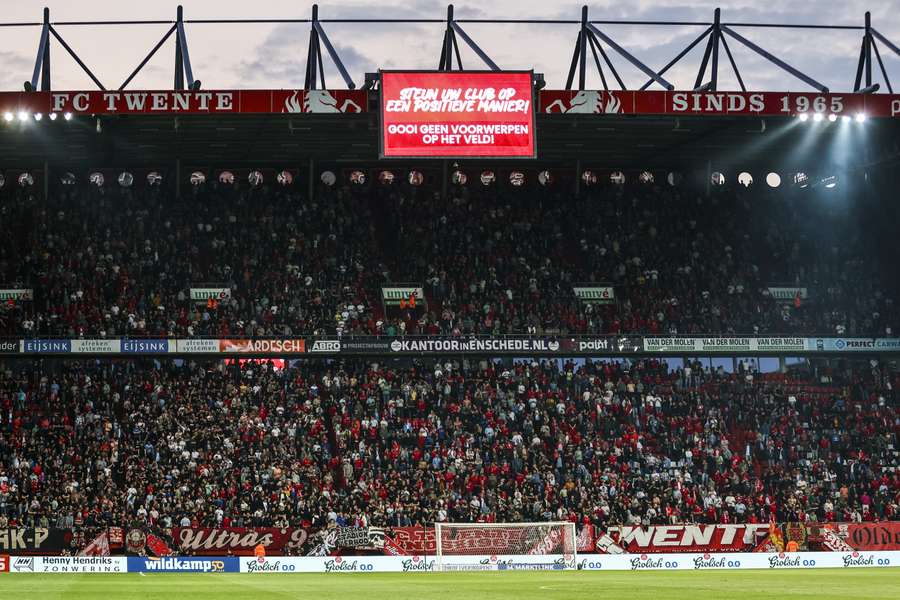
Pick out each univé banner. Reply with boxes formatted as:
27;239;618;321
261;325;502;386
380;71;535;158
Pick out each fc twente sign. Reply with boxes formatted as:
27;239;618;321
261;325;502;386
2;89;900;118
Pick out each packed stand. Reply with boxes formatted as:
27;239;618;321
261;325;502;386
0;358;896;536
0;177;897;337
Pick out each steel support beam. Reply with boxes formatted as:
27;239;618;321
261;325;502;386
720;34;745;92
579;6;588;90
39;7;51;91
854;38;866;91
694;30;715;90
871;28;900;58
48;26;105;90
864;12;872;88
586;31;609;91
721;25;828;92
710;8;720;91
30;17;49;91
120;24;177;90
565;31;581;90
590;32;625;90
640;26;712;90
586;22;673;89
176;21;195;88
872;38;893;93
450;22;500;70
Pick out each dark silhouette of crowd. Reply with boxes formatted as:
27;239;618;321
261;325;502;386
0;357;896;535
0;175;896;338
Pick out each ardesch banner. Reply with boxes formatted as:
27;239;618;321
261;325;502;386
218;339;306;354
172;527;311;556
380;71;535;158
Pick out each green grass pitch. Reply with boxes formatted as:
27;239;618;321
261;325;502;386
1;569;899;600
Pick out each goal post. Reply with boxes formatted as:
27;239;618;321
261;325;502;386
434;522;577;571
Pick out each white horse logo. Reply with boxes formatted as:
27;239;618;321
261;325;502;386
306;90;362;113
282;90;363;114
544;90;622;114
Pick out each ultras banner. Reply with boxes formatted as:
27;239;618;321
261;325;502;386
172;527;311;556
380;71;536;158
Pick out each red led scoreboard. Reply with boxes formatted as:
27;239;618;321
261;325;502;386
380;71;536;158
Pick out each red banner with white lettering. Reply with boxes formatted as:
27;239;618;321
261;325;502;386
380;71;536;158
2;89;900;118
383;526;595;555
172;527;311;556
809;522;900;551
601;524;771;553
0;90;367;116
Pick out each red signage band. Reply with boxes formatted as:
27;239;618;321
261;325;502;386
540;90;899;117
1;89;899;118
380;71;536;158
0;89;367;115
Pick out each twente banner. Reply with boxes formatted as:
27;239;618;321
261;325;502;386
3;89;898;118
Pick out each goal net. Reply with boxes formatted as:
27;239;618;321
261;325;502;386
434;522;577;571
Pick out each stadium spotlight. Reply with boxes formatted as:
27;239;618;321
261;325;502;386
794;172;809;188
17;111;29;122
813;113;824;122
49;112;57;121
798;113;809;122
537;170;552;186
827;113;837;122
855;113;867;123
610;171;626;185
3;112;13;122
765;172;781;188
63;112;72;121
841;115;851;122
710;171;725;186
822;175;838;189
738;172;753;187
33;113;42;121
409;170;424;186
451;170;467;185
509;171;525;187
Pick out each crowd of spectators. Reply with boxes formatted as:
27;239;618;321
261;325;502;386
1;357;897;538
0;176;896;338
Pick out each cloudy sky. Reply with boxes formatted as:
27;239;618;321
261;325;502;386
1;0;897;92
